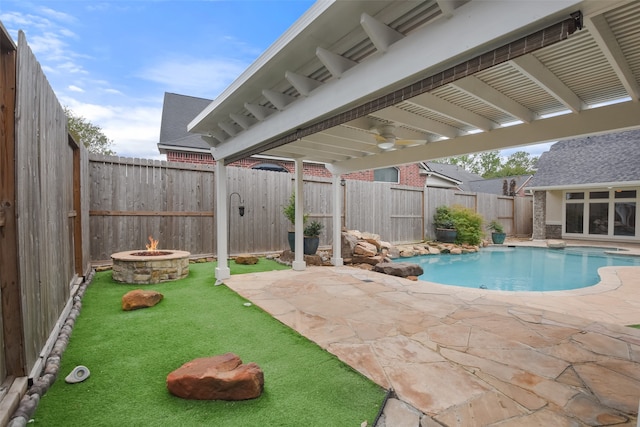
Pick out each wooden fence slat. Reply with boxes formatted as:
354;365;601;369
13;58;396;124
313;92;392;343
89;155;533;260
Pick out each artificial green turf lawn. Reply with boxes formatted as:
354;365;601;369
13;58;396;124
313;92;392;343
34;259;385;426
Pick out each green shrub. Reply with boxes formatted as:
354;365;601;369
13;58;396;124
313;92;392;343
488;220;504;234
282;192;308;225
433;206;455;229
450;205;484;245
304;220;324;237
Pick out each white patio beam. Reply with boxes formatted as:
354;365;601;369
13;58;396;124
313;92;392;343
360;12;405;53
201;135;217;147
331;173;343;266
262;89;297;110
285;71;324;96
209;129;229;143
297;138;366;157
271;144;350;162
408;92;497;132
511;55;586;113
585;14;640;102
318;127;379;153
329;100;640;174
316;47;357;78
264;147;339;164
293;158;306;271
435;0;456;17
214;161;230;282
244;103;276;121
199;0;581;159
229;113;257;130
218;122;240;137
452;76;536;123
371;106;459;139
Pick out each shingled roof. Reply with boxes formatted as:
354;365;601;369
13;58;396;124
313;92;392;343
421;162;484;191
158;93;212;153
528;129;640;189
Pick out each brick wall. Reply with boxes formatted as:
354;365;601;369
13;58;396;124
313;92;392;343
166;150;426;187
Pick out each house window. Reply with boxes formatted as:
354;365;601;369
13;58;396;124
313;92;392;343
563;189;638;239
565;203;584;233
251;163;288;172
374;167;399;183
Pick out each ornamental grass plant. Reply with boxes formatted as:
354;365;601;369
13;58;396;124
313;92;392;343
33;259;385;426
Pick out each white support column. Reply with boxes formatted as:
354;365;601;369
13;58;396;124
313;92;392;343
331;174;343;266
215;161;231;282
292;158;306;271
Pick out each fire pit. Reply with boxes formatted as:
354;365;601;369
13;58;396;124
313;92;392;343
111;237;190;284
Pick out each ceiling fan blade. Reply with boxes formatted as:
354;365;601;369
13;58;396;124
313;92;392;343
395;139;424;146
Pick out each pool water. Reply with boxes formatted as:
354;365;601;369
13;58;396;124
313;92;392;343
400;246;640;291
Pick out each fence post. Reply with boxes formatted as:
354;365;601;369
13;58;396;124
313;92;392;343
0;27;27;376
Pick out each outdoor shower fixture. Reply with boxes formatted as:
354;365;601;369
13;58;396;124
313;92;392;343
230;192;245;217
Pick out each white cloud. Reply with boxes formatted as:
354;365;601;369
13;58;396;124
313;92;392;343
37;6;76;23
139;57;248;98
62;97;164;160
68;85;84;93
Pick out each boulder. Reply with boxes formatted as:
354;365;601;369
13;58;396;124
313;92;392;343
399;249;415;258
352;255;386;266
361;231;381;241
122;289;163;311
547;239;566;249
167;353;264;401
354;241;378;257
374;262;424;278
428;246;441;255
235;254;258;265
450;247;463;255
341;232;360;258
364;238;382;251
386;246;400;259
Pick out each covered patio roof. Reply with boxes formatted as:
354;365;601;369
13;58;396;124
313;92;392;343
189;0;640;174
191;0;640;280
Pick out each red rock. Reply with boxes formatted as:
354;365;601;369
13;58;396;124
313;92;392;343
121;289;163;311
234;254;259;265
166;353;264;400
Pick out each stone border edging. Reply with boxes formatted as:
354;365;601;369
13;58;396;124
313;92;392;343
8;270;95;427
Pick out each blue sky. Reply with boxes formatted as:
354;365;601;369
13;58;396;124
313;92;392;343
1;0;314;158
1;0;551;160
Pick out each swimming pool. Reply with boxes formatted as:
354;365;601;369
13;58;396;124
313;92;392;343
399;246;640;291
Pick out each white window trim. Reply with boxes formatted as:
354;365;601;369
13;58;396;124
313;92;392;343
373;166;400;184
562;187;639;241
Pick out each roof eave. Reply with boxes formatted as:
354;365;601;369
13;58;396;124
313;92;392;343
529;180;640;191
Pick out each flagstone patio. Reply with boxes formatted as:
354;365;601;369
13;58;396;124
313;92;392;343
223;254;640;426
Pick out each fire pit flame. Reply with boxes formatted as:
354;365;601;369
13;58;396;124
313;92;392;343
146;235;159;252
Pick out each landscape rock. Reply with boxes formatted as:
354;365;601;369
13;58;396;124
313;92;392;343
122;289;163;311
374;262;424;278
234;254;258;265
547;239;566;249
450;247;463;255
354;241;378;257
167;353;264;401
364;238;382;251
399;249;415;258
341;232;360;258
386;246;400;259
352;255;387;266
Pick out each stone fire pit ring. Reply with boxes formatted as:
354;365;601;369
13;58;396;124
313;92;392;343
111;250;190;284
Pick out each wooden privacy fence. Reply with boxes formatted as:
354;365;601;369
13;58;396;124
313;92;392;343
89;156;533;261
0;29;91;390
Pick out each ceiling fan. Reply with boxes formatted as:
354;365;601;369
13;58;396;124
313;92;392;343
372;124;423;150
